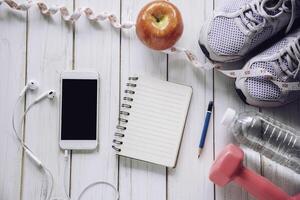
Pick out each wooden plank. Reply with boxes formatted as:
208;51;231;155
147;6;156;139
261;105;300;196
0;5;27;200
213;1;261;200
3;0;300;200
214;69;261;200
70;0;120;199
167;0;214;199
22;1;73;199
119;0;167;199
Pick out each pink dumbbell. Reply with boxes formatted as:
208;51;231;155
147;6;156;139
209;144;300;200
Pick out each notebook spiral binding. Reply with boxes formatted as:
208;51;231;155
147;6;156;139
112;76;138;152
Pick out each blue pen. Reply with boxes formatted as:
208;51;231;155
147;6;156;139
198;101;213;158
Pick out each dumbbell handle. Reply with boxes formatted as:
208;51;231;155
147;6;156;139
234;167;290;200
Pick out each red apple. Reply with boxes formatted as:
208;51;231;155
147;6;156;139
136;0;184;51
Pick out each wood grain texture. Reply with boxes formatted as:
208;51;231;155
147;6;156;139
0;5;26;200
21;1;73;199
71;0;120;199
1;0;300;200
167;0;214;200
212;1;261;200
214;65;261;200
261;105;300;196
119;0;167;200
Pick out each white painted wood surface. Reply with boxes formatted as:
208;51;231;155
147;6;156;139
22;1;73;200
0;4;26;200
1;0;300;200
71;0;120;199
119;1;167;199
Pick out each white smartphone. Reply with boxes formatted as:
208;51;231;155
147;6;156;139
59;71;99;150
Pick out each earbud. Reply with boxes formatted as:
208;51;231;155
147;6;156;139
47;90;56;99
33;90;56;103
28;80;39;90
19;80;39;97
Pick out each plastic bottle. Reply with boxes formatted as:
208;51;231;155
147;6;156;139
221;108;300;174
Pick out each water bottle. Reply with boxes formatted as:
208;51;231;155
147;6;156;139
221;108;300;174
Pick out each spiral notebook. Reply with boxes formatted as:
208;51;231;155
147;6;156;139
112;76;192;168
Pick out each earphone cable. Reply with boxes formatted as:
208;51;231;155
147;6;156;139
12;90;119;200
12;94;54;200
43;165;54;200
63;150;70;199
12;95;26;144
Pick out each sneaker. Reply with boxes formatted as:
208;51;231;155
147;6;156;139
230;29;300;107
199;0;300;63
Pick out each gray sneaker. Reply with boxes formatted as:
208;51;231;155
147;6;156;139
199;0;300;63
233;29;300;107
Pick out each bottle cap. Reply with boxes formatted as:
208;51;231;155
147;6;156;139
221;108;236;126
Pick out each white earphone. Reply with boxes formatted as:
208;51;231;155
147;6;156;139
32;90;56;103
14;81;57;166
19;80;39;97
12;80;58;200
13;80;119;200
18;79;56;100
22;90;56;168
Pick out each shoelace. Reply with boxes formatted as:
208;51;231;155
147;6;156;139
278;36;300;79
241;0;297;33
219;37;300;92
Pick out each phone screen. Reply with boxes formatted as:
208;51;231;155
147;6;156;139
61;79;97;140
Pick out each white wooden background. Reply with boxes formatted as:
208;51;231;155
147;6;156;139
1;0;300;200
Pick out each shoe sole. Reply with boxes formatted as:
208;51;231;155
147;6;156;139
198;39;214;62
235;88;249;105
198;39;244;63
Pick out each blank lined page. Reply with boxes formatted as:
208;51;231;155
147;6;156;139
117;76;192;167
